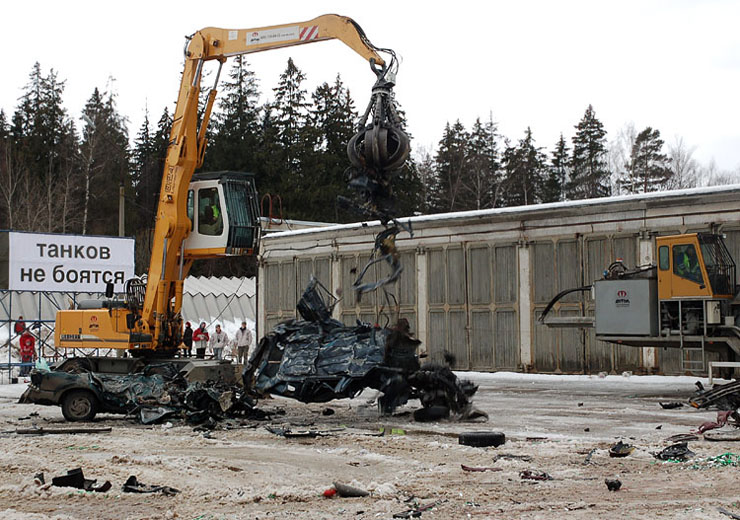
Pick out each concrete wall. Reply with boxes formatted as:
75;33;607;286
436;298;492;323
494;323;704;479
258;185;740;375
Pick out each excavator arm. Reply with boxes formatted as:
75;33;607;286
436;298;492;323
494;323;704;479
141;14;395;353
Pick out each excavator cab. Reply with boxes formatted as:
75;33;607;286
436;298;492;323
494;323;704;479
657;233;736;300
183;171;260;259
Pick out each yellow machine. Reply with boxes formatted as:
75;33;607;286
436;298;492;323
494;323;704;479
542;232;740;370
55;15;397;356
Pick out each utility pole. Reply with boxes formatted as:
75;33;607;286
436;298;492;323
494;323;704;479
118;181;125;237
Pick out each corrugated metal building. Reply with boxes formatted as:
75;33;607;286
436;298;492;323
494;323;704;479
258;185;740;375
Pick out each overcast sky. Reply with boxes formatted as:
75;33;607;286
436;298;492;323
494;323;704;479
3;1;739;171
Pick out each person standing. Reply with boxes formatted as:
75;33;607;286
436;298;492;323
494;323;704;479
182;322;193;358
14;316;25;336
233;321;252;365
19;331;35;376
209;324;228;360
192;322;209;359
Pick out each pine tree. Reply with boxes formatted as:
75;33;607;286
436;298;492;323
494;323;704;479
6;63;80;232
79;85;130;235
462;117;500;210
622;127;672;193
272;58;309;169
204;56;261;173
431;120;469;212
500;128;547;207
302;75;357;222
131;107;171;272
541;134;569;203
567;104;610;199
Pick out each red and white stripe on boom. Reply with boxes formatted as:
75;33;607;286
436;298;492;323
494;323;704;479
299;26;319;41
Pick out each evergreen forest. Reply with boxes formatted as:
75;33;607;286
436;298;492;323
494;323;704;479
0;61;735;274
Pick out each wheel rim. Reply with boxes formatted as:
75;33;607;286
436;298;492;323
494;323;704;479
69;396;91;417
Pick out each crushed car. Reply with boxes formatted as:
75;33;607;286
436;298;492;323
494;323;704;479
245;277;486;421
19;359;262;424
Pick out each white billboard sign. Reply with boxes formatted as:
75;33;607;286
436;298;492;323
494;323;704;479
8;232;135;292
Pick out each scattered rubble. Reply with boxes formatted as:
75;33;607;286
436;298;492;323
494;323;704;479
605;478;622;491
332;481;370;497
653;442;694;461
520;469;553;481
123;475;179;496
50;468;111;492
460;464;502;473
609;441;635;457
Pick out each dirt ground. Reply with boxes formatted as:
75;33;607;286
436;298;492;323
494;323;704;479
1;372;739;520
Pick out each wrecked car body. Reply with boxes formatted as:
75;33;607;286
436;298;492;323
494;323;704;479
20;360;259;424
247;277;485;420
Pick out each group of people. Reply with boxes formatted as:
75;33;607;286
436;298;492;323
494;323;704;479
180;320;253;363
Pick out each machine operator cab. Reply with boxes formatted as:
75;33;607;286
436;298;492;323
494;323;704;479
183;171;260;259
657;232;736;300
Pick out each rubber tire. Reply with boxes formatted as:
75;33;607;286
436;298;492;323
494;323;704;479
61;390;98;422
458;431;506;447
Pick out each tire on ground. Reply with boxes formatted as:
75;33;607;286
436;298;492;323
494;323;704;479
61;390;98;421
458;431;506;447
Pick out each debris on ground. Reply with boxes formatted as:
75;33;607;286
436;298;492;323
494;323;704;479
659;401;684;409
609;441;635;457
265;426;345;438
519;469;553;481
458;431;505;447
704;428;740;441
492;453;532;462
705;452;740;467
693;410;737;433
392;500;445;519
718;507;740;520
690;379;740;409
461;464;502;472
51;468;112;492
122;475;179;496
653;442;695;461
332;481;369;497
605;478;622;491
583;448;596;465
16;426;112;435
248;277;483;420
664;433;699;443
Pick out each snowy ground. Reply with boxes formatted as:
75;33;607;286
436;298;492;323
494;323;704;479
1;372;739;519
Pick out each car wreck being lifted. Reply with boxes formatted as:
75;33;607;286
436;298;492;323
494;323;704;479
245;277;486;422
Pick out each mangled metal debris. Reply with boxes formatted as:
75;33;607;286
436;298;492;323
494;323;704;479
247;277;483;421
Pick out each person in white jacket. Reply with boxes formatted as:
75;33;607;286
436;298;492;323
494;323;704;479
209;324;228;360
233;321;253;364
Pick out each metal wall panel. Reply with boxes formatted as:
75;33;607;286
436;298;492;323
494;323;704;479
494;246;517;304
496;310;519;369
533;243;556;304
279;262;296;314
428;310;447;364
428;249;446;305
470;310;493;368
264;264;280;314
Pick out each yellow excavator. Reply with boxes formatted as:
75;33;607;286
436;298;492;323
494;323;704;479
54;14;404;357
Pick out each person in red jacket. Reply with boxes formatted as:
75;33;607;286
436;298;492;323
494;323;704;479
19;331;35;376
14;316;25;336
192;322;209;359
